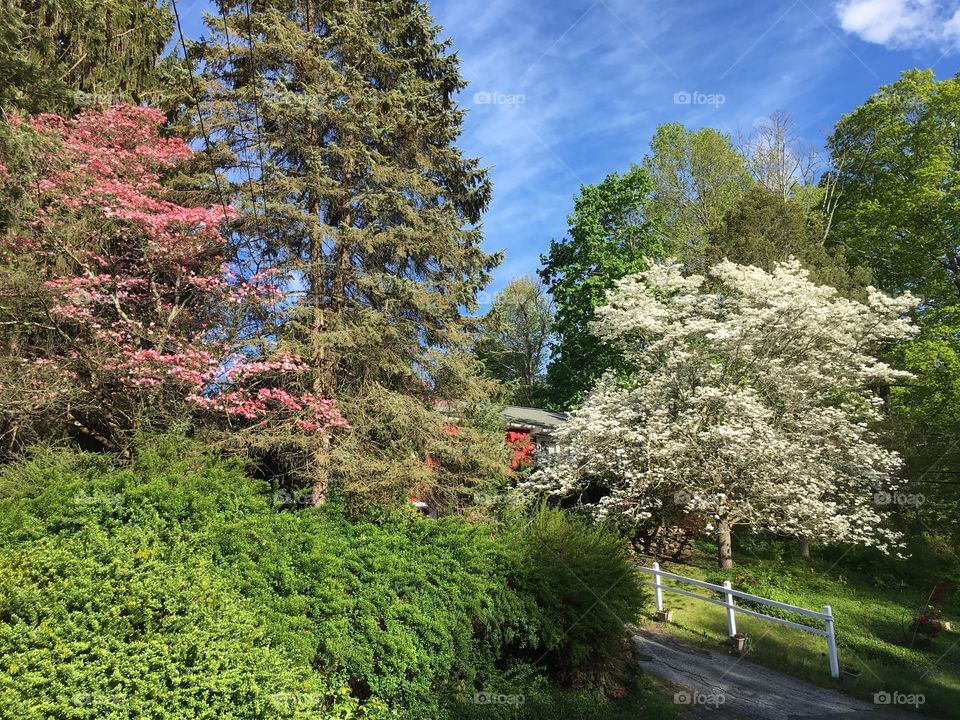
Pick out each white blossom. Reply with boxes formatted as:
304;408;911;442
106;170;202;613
527;258;918;551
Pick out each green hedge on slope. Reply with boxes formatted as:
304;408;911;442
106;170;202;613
0;443;645;719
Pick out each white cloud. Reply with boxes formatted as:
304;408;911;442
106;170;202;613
836;0;960;49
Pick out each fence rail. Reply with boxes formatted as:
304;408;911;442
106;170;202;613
637;562;840;678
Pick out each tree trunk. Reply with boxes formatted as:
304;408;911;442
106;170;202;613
717;520;733;569
799;535;810;558
310;469;328;505
310;434;330;505
307;191;334;507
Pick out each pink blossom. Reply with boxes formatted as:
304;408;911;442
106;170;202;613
13;105;346;437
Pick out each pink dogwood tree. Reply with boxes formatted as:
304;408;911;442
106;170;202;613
0;105;345;455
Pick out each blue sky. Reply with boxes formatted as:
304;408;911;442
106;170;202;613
176;0;960;301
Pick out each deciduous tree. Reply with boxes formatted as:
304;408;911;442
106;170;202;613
0;105;345;456
642;123;751;269
828;68;960;544
740;110;819;200
827;69;960;305
539;165;661;409
528;259;916;568
474;276;553;407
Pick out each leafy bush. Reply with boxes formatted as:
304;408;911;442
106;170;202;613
0;444;646;719
510;504;646;682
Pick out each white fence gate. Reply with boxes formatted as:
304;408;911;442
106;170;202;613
637;562;840;678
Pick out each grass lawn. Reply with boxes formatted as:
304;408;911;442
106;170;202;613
482;673;680;720
641;542;960;717
595;675;681;720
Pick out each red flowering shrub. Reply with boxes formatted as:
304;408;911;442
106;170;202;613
0;105;345;453
506;429;536;470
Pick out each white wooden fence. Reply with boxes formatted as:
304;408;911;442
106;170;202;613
637;562;840;678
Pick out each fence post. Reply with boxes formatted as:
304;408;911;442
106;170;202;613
824;605;840;679
723;580;737;638
652;561;664;612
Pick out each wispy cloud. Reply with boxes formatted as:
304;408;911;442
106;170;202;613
174;1;960;292
432;0;852;290
835;0;960;50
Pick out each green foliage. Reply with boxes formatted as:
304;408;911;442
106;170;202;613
0;113;49;237
0;449;333;719
180;0;503;502
0;442;645;719
539;165;662;408
828;68;960;545
828;68;960;306
642;123;751;268
509;505;647;680
0;0;173;115
705;185;869;296
474;276;554;407
449;672;677;720
886;305;960;544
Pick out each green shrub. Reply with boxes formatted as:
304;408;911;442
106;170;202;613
0;449;364;719
0;444;646;719
511;504;646;682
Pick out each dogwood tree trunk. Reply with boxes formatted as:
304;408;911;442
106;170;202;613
718;520;734;569
799;535;810;558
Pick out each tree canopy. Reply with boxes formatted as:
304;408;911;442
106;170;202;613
642;123;751;268
705;185;868;296
183;0;505;504
474;276;554;407
0;0;172;115
828;69;960;540
0;106;346;457
828;68;960;305
529;259;916;568
539;164;661;409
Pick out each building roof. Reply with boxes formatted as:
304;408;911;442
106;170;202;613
501;405;568;432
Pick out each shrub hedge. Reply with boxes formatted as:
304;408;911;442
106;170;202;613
0;442;645;719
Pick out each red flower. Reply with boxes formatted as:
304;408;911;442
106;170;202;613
505;430;536;470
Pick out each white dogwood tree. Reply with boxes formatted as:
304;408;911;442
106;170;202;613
528;259;917;568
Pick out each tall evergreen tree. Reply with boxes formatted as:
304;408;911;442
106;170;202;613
0;0;172;115
184;0;504;505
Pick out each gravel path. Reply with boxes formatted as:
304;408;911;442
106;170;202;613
633;626;927;719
